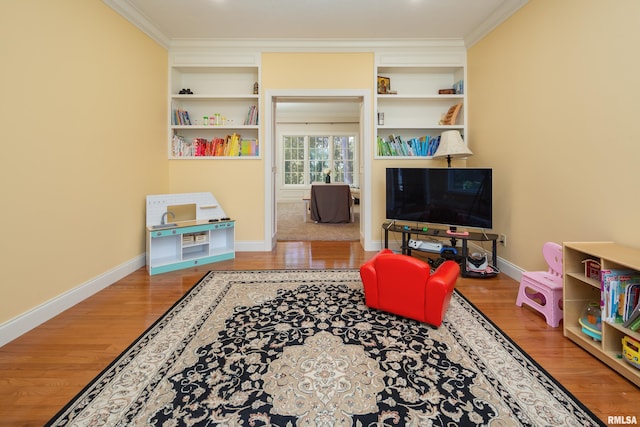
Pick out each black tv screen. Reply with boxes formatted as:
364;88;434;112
386;168;492;229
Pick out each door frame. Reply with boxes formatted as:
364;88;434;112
263;89;373;250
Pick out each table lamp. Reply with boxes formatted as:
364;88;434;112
433;130;473;167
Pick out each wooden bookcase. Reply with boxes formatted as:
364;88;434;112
563;242;640;387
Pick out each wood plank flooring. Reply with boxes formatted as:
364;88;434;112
0;241;637;426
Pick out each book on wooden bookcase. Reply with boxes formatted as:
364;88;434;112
623;302;640;329
622;284;640;322
601;269;640;323
627;315;640;331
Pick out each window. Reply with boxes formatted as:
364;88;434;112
282;134;358;186
309;136;330;183
333;136;356;185
283;136;305;185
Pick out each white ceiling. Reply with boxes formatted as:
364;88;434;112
103;0;528;48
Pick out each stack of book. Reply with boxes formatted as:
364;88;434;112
240;138;259;156
171;134;191;157
623;288;640;330
624;307;640;331
171;133;259;157
244;105;258;125
377;135;441;157
601;268;640;330
172;108;192;126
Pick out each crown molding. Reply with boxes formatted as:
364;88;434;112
103;0;527;51
168;37;466;52
464;0;529;47
102;0;170;48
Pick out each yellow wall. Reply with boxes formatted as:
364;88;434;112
168;160;265;241
468;0;640;270
0;1;168;323
262;53;374;90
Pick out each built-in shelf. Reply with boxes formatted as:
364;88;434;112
375;65;467;159
169;65;260;159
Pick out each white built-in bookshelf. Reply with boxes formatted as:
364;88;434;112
375;64;467;159
169;65;260;159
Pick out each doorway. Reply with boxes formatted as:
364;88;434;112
263;90;372;250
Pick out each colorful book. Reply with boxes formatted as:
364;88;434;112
623;284;640;322
240;138;258;156
623;301;640;328
427;136;440;156
244;105;258;125
377;134;443;157
600;269;640;323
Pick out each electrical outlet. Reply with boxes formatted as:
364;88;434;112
499;234;507;247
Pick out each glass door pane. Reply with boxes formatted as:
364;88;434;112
333;136;355;184
283;136;305;185
308;136;329;183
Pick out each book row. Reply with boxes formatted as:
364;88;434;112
377;134;440;157
244;105;258;125
171;105;258;126
601;268;640;331
172;133;259;157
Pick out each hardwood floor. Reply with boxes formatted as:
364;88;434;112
0;241;637;426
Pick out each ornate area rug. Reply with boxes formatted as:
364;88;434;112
47;270;604;426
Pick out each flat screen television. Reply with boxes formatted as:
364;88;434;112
386;167;492;230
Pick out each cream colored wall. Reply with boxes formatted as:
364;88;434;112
468;0;640;270
0;1;168;324
262;53;374;90
168;161;264;241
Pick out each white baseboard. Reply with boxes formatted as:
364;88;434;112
0;242;270;347
466;241;523;281
0;254;145;347
495;257;523;282
236;240;269;252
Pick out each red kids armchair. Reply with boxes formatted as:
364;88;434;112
360;249;460;327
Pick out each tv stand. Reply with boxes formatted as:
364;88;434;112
382;222;498;278
446;229;469;237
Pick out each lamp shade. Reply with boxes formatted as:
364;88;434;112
433;130;473;160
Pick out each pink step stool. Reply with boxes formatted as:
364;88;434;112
516;242;564;327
